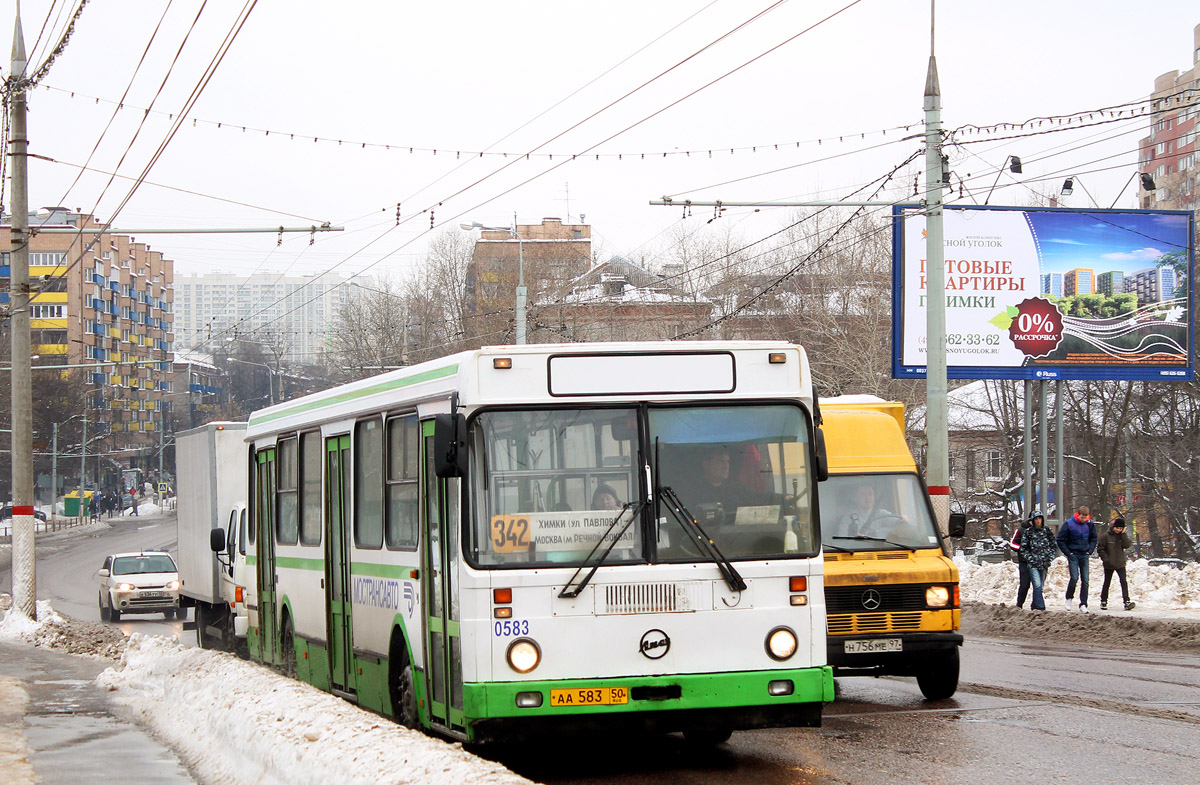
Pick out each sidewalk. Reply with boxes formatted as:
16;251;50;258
0;638;195;785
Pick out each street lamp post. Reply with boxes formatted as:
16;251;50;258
461;214;526;344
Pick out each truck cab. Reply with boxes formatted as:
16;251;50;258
818;399;963;700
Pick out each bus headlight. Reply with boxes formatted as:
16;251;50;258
507;638;541;673
926;586;951;607
765;627;798;661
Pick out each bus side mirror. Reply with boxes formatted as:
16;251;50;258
434;413;468;478
210;528;226;552
814;429;829;482
948;512;967;538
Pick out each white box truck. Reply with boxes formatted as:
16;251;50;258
177;421;250;653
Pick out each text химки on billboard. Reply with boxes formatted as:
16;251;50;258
892;205;1195;381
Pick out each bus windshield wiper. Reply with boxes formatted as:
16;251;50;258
558;500;647;599
658;486;747;593
832;535;916;552
822;541;853;553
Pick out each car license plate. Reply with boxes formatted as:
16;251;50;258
140;591;166;599
548;686;629;707
844;638;902;654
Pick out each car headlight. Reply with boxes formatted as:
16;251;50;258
116;583;134;592
926;586;951;607
506;638;541;673
166;580;181;591
765;626;798;661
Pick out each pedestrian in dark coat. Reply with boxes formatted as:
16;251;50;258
1056;505;1098;612
1009;516;1034;608
1098;518;1134;610
1021;511;1059;611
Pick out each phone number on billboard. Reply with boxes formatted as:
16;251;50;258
947;334;1001;346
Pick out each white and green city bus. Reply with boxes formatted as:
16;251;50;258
236;341;833;743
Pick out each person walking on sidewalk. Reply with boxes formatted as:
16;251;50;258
1098;517;1135;610
1009;515;1034;607
1057;505;1098;613
1021;511;1059;611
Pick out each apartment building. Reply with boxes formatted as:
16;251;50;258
1126;266;1178;304
1096;270;1124;297
463;218;591;340
0;208;174;473
1063;268;1094;297
1139;23;1200;215
173;271;354;364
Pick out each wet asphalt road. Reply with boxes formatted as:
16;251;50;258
7;514;1200;784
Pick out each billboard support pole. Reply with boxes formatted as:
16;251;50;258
1039;380;1049;518
1023;380;1033;520
1056;380;1064;527
923;10;950;535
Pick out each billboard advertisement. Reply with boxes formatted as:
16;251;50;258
893;205;1195;380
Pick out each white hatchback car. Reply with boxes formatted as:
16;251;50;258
98;550;182;621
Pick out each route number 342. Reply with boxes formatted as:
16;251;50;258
490;515;531;553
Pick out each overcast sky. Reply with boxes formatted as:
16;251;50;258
1;1;1196;288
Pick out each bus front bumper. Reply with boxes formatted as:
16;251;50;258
463;666;833;743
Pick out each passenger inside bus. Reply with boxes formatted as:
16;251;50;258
591;483;622;510
833;479;908;540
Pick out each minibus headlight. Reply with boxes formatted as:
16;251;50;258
926;586;951;607
507;638;541;673
765;627;798;661
166;580;181;591
116;583;134;592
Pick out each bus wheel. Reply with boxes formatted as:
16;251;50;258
281;619;297;678
388;637;418;728
916;648;960;700
683;726;733;746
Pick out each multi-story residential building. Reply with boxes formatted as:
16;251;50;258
463;218;591;340
1126;266;1178;304
0;208;175;479
173;271;353;364
1040;272;1064;298
171;354;226;430
1063;268;1094;296
1096;270;1124;297
1139;23;1199;216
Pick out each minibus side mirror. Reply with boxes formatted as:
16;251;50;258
434;413;468;478
947;512;967;538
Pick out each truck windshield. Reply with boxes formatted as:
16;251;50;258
468;404;818;568
820;474;942;551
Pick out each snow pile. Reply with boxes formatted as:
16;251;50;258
124;502;162;517
0;599;126;658
98;635;532;785
958;556;1200;609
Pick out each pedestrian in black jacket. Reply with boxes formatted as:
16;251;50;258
1098;518;1134;610
1021;511;1059;611
1009;516;1034;608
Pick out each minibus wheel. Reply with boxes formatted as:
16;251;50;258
916;648;959;700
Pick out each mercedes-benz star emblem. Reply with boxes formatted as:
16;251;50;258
639;629;670;659
861;589;882;611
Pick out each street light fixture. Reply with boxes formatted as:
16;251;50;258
1107;170;1158;209
983;155;1023;205
461;215;526;344
1059;176;1100;208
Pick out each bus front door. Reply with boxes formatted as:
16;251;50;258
422;421;465;735
325;435;356;695
255;448;279;665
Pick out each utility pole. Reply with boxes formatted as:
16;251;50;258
922;4;951;534
78;409;86;521
8;7;35;618
51;422;57;525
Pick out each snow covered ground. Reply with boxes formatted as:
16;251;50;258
0;602;531;785
957;555;1200;614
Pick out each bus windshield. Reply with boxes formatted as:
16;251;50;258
469;404;817;568
819;473;942;551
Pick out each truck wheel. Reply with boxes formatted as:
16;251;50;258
916;648;959;700
195;605;211;648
